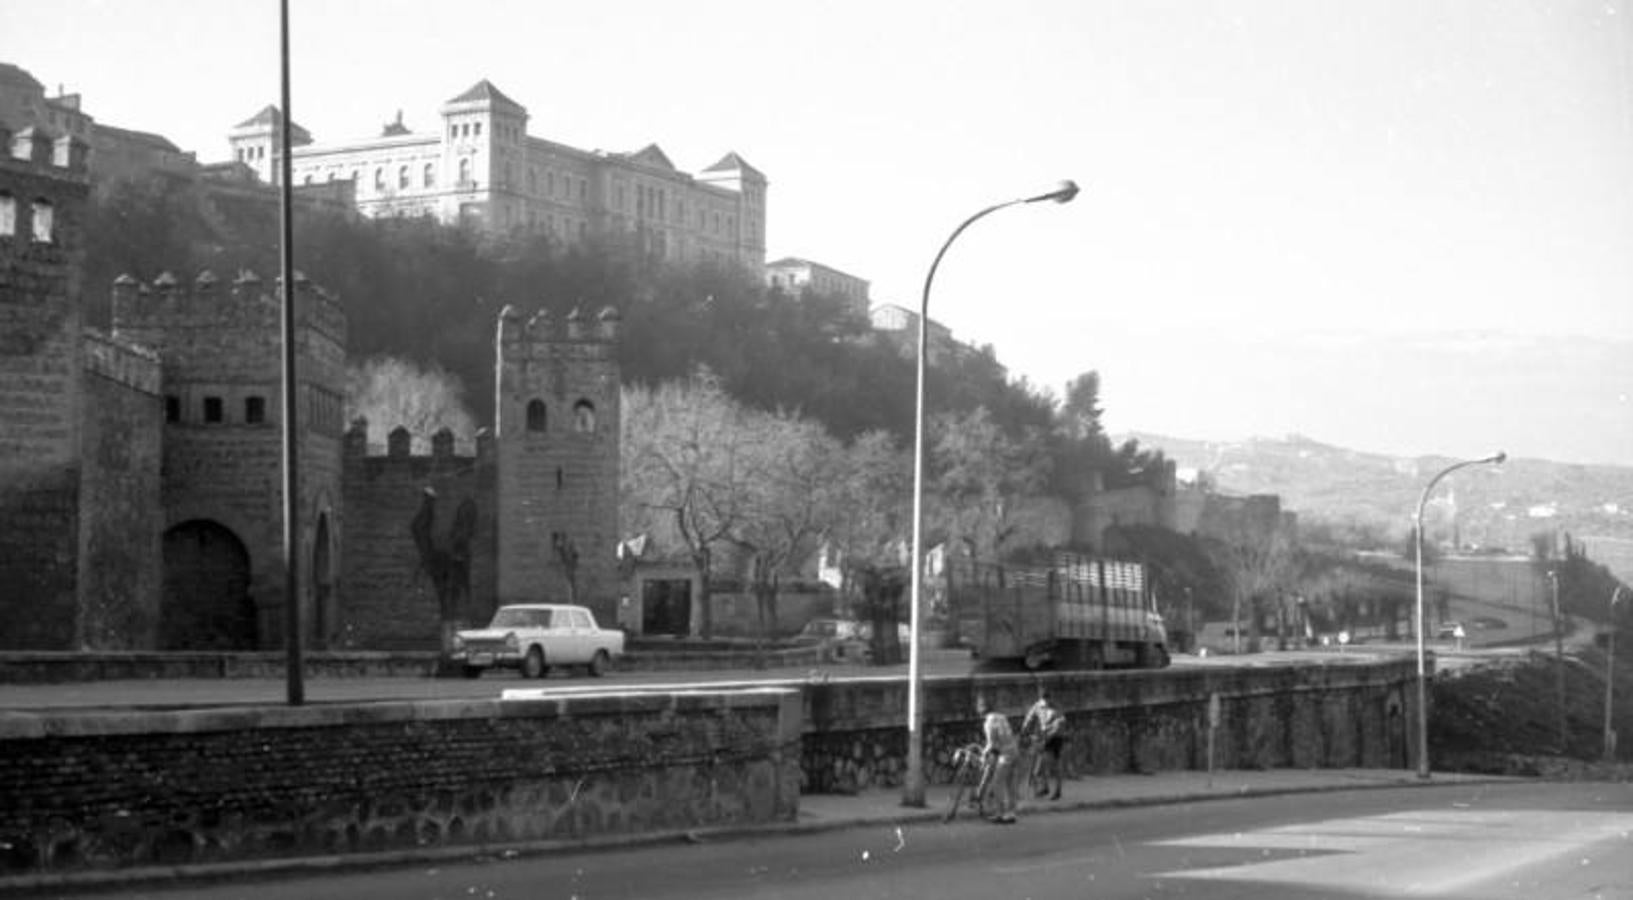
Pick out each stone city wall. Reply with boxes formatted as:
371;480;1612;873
0;688;803;878
339;423;499;649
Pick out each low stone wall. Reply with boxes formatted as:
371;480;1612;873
799;658;1415;793
0;688;802;877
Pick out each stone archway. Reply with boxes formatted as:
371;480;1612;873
160;520;257;650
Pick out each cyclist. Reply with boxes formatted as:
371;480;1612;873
976;694;1019;824
1021;687;1066;801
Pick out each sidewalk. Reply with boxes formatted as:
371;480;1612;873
790;767;1514;834
0;767;1518;894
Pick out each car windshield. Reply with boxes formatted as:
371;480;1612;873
803;621;838;636
490;608;552;629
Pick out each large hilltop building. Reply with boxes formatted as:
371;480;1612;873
227;80;768;268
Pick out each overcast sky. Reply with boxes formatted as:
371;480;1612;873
8;0;1631;465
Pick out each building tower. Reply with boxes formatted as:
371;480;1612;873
697;152;769;267
438;80;528;229
0;125;90;647
111;269;347;650
226;105;311;184
493;305;622;624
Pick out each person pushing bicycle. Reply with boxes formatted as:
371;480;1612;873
1021;687;1066;801
975;694;1019;824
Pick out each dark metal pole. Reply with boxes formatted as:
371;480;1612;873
279;0;304;705
1607;586;1624;763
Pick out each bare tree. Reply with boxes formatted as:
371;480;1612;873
730;412;845;648
620;368;755;638
346;356;477;452
1211;523;1297;653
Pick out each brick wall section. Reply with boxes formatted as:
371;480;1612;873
339;423;498;649
494;307;622;623
0;688;802;876
77;330;163;648
798;657;1415;793
0;129;89;648
111;273;346;649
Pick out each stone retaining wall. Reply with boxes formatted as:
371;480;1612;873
0;688;802;877
799;658;1414;793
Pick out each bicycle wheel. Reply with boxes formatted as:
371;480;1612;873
944;760;972;822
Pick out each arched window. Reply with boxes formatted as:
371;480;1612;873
423;163;435;188
373;168;385;191
458;157;471;184
526;399;547;432
573;400;597;433
398;165;409;189
0;193;14;237
473;122;482;136
30;199;52;243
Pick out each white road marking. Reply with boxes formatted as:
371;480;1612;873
1149;809;1633;895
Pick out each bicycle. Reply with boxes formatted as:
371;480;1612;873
943;742;999;822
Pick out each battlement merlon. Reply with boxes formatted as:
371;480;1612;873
3;125;90;178
109;269;347;346
494;304;621;350
343;417;495;463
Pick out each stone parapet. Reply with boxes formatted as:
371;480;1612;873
0;687;802;877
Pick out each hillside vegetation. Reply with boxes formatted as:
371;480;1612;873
1123;432;1633;558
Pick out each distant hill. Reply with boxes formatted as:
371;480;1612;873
1118;432;1633;579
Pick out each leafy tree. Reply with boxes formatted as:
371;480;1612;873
824;430;913;663
927;406;1049;562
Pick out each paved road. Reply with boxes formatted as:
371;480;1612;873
0;649;1421;711
41;781;1631;900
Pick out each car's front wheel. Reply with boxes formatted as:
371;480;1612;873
462;665;484;679
588;649;611;678
522;646;548;679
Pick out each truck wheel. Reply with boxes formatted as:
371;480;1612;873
522;646;547;679
588;649;611;678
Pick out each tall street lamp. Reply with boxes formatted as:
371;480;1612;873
902;180;1079;808
1546;568;1569;751
1413;451;1505;779
1605;585;1625;763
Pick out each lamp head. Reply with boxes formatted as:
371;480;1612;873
1489;451;1507;465
1025;180;1080;204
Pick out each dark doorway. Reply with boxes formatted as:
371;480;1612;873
311;513;331;648
160;520;257;650
641;579;693;636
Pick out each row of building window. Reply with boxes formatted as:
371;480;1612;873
0;194;54;242
167;394;267;425
525;398;597;433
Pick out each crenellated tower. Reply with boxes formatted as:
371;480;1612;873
493;304;622;623
110;269;347;650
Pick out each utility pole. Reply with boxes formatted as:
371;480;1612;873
1548;570;1565;754
1607;586;1625;763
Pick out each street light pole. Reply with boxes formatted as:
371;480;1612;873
1413;451;1504;779
1606;585;1625;763
1548;569;1566;752
902;180;1079;808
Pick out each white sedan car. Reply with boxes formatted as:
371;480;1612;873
450;603;625;679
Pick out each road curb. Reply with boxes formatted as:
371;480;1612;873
0;774;1528;895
